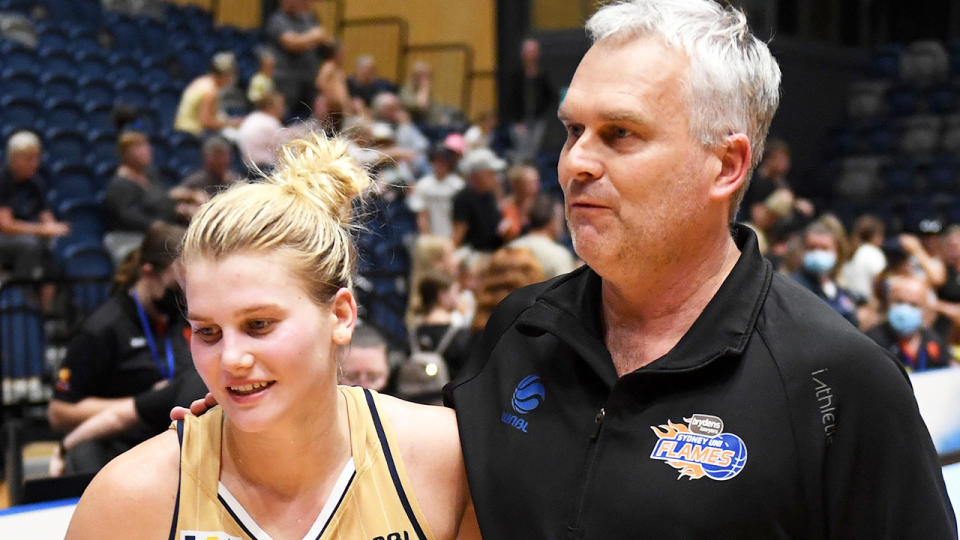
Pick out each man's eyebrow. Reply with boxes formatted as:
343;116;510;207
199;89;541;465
597;109;646;123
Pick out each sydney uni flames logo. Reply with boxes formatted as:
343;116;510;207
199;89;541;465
650;414;747;481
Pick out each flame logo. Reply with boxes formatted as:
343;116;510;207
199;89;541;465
650;421;707;480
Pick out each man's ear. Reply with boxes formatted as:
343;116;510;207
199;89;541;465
709;133;751;202
331;288;358;345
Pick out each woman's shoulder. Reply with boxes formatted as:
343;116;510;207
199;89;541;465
66;430;180;539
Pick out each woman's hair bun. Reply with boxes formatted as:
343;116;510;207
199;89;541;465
268;132;370;224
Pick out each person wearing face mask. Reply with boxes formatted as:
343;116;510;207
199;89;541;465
867;274;954;372
790;220;860;327
48;223;194;474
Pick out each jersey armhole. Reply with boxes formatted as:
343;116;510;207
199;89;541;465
168;419;184;540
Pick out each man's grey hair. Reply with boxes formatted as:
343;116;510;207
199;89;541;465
586;0;781;216
202;136;231;156
6;130;41;158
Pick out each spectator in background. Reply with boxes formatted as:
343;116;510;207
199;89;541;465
348;55;398;109
408;143;464;237
501;164;541;239
508;194;576;279
867;274;954;372
236;90;287;171
407;234;459;327
469;246;544;336
410;272;472;380
103;132;200;236
246;48;276;106
174;52;243;136
741;138;814;220
934;224;960;343
464;110;497;152
399;61;435;125
371;92;430;165
49;223;192;474
339;324;391;392
265;0;333;118
900;230;947;288
504;38;556;164
453;148;509;252
841;214;887;303
0;131;69;280
315;40;355;124
178;136;241;199
790;219;860;327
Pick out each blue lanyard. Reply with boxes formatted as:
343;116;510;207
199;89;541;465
131;290;175;380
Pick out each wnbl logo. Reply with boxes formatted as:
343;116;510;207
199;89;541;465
511;375;545;414
502;375;545;433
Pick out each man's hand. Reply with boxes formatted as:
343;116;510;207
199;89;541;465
169;393;218;421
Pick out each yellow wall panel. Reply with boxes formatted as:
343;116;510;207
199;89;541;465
215;0;261;29
341;22;404;83
405;48;468;110
168;0;212;10
469;73;496;120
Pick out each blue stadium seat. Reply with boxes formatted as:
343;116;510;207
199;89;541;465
883;159;919;194
36;25;69;51
39;48;78;79
69;36;103;59
43;99;85;131
44;128;88;168
868;43;904;79
106;55;141;85
82;102;114;132
887;85;919;116
927;154;959;193
47;170;95;206
0;68;38;99
87;130;118;169
38;72;78;102
0;285;47;392
0;96;41;130
141;66;170;88
150;85;183;126
60;242;113;317
73;51;109;80
114;80;150;109
0;42;36;73
78;78;115;107
175;43;210;81
58;198;105;239
104;13;140;52
927;83;959;114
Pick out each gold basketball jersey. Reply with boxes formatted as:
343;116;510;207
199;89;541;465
170;386;435;540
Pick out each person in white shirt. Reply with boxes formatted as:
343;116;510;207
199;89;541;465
508;194;576;278
841;214;887;302
236;91;287;170
408;144;464;238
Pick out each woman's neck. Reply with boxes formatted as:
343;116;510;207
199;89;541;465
221;389;351;499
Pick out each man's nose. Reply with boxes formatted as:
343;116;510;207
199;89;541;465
561;132;603;182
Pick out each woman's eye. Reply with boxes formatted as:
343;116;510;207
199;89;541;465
194;326;220;341
247;320;274;333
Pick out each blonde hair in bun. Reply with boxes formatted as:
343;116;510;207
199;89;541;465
182;131;369;305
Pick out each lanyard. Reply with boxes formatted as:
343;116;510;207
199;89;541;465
131;289;175;380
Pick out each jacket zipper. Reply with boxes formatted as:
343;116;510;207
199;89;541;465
566;406;606;539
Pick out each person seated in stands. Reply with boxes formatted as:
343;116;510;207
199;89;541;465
371;91;430;167
934;225;960;343
408;143;464;238
348;55;398;109
468;246;544;340
246;48;276;107
500;164;541;239
866;274;955;372
740;138;813;220
266;0;334;119
897;230;947;288
453;148;510;253
315;40;355;124
103;131;200;235
236;90;288;172
48;223;192;474
178;136;241;199
508;194;577;279
174;52;243;136
463;110;497;152
789;219;860;327
841;214;887;304
339;323;391;392
409;272;472;380
0;131;69;280
400;61;437;126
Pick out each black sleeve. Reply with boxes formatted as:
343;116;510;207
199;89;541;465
54;331;113;403
822;349;957;537
134;369;208;432
102;179;154;232
264;13;288;45
451;189;469;224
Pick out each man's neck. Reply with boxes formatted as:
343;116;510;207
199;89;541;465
601;232;741;376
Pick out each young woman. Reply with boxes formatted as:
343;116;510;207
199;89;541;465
67;134;478;539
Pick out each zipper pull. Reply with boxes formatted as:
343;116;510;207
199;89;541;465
592;407;606;439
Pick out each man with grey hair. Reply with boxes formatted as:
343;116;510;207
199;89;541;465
445;0;956;537
178;136;240;199
0;131;69;279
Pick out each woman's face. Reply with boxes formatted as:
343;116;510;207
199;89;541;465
184;251;356;433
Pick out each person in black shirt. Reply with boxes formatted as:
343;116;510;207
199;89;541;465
265;0;333;119
48;223;192;474
452;148;508;253
0;131;70;279
868;274;954;372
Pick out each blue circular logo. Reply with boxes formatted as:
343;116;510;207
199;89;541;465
511;375;545;414
700;433;748;481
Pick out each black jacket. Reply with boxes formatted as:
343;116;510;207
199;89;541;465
446;227;956;539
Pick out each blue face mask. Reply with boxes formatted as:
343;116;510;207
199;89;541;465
803;250;836;276
888;302;923;336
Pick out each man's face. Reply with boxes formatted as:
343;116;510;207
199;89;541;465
339;345;390;391
8;148;40;181
471;169;498;193
558;37;720;274
127;141;152;169
889;277;931;317
803;231;836;255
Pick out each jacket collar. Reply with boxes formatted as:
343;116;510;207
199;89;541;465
516;226;772;380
